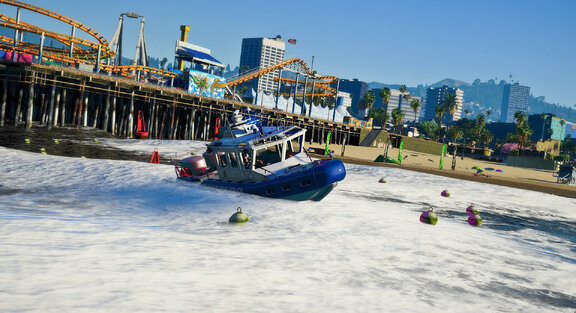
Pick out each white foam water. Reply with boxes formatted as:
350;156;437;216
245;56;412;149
1;143;575;312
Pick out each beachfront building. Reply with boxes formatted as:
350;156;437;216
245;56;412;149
565;121;576;141
423;86;464;124
372;88;421;122
500;83;530;123
336;78;369;117
485;122;517;141
528;113;567;142
239;36;285;93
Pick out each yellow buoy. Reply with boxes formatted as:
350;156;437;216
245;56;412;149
229;207;249;223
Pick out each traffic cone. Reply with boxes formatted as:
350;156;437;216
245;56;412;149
149;148;160;164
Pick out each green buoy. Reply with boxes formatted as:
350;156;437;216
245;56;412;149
25;138;30;144
229;207;249;223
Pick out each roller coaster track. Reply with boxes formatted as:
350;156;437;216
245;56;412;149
0;0;109;47
273;77;336;93
0;0;181;78
226;58;337;88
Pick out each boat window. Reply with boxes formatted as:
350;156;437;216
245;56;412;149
286;138;300;159
255;145;281;167
290;136;302;154
218;153;229;167
228;152;239;168
241;150;252;169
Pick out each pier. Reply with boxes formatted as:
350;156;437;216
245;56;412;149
0;62;362;146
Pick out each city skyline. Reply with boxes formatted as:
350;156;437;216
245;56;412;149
6;0;576;107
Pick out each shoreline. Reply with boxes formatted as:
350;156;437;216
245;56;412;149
307;143;576;199
1;125;574;199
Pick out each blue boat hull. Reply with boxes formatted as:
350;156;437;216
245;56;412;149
199;159;346;201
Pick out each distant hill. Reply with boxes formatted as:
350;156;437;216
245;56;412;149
429;78;471;88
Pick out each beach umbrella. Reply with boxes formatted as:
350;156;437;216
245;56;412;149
496;169;503;172
472;166;481;170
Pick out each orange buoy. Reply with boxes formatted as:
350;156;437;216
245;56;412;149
149;148;160;164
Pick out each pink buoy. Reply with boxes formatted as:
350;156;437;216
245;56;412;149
420;208;438;225
466;204;477;215
441;190;450;197
468;213;482;226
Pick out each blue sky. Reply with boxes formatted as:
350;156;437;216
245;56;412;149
5;0;576;106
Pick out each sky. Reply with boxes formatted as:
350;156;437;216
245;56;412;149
3;0;576;107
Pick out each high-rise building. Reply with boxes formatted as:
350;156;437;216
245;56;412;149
336;79;368;116
424;86;464;124
239;36;285;93
373;88;421;122
500;83;530;123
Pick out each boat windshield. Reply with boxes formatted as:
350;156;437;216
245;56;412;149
255;144;282;168
286;135;303;158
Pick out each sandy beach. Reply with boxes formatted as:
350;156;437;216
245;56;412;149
306;141;576;199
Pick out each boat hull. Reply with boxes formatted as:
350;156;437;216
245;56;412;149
199;159;346;201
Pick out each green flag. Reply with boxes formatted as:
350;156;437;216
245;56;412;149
325;132;332;155
440;144;447;169
398;139;404;163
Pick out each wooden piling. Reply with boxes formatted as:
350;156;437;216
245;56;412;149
118;97;126;136
92;94;100;128
110;94;116;135
172;107;180;140
82;93;88;127
25;80;34;128
103;87;110;132
128;90;134;138
168;99;176;140
14;85;23;126
40;88;47;125
189;109;196;140
46;83;56;130
53;91;60;126
0;77;7;127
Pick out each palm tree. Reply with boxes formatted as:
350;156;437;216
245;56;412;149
463;109;470;117
362;90;375;119
379;88;391;109
474;113;486;140
441;93;458;127
447;126;463;143
399;84;407;93
410;98;421;130
391;108;405;134
514;111;527;126
480;129;494;148
435;104;445;140
516;123;533;150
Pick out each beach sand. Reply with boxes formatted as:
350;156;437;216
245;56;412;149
306;142;576;199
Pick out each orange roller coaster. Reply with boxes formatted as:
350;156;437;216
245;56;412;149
0;0;177;78
226;58;339;97
0;0;113;62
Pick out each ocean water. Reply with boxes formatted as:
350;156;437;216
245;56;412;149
1;142;575;313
